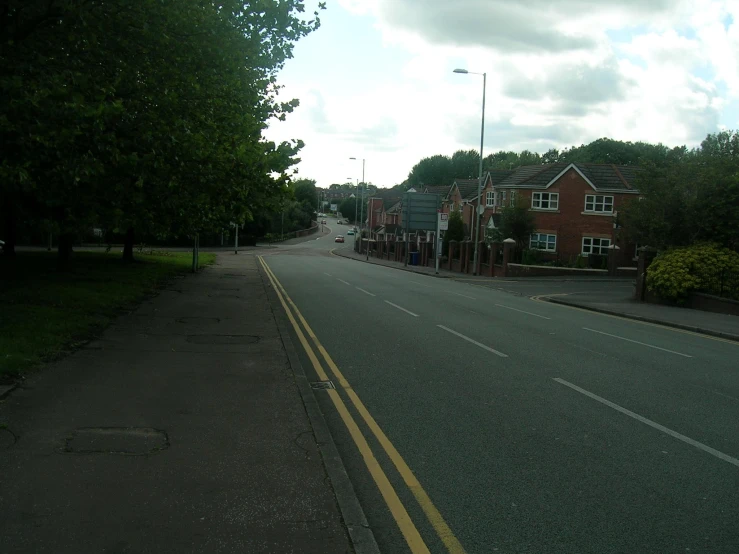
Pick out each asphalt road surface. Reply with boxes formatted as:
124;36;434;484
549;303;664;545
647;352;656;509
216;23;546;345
261;218;739;554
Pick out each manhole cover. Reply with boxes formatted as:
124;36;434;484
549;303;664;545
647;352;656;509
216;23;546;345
186;335;259;345
310;380;335;390
65;427;168;455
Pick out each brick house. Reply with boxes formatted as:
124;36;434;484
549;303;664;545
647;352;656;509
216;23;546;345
486;162;641;265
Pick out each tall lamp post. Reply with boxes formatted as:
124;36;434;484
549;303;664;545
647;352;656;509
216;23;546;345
453;68;486;276
349;157;365;229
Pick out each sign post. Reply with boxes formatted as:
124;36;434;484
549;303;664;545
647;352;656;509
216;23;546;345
436;212;448;274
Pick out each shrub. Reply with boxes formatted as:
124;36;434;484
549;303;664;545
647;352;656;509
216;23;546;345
521;249;541;265
646;243;739;302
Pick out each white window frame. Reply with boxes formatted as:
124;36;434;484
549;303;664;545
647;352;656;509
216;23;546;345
485;190;495;207
582;237;611;255
450;202;456;212
584;194;614;214
509;190;516;206
532;192;559;210
530;233;557;252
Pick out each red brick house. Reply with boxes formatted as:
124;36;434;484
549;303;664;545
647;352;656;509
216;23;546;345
486;162;641;265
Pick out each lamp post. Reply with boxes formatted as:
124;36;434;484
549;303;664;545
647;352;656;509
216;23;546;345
349;157;366;227
349;157;366;253
453;68;486;275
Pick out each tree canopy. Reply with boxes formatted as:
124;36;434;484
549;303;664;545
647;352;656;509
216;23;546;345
1;0;324;260
622;130;739;251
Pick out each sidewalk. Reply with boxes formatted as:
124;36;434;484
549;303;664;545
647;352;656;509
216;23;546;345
543;293;739;342
0;253;372;553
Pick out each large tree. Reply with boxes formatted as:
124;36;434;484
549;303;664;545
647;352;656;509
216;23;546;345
622;131;739;251
0;0;323;261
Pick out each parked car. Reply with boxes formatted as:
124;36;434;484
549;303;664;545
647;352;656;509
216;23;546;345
0;239;4;252
347;230;355;235
321;219;327;224
334;235;345;243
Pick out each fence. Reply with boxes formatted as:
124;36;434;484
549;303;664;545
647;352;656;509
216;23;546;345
263;222;320;244
699;269;739;300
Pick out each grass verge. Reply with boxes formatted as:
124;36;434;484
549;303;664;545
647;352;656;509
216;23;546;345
0;250;215;381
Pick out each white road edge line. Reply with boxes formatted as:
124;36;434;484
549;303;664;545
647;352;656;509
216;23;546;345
356;287;376;297
583;327;692;358
384;301;419;317
337;278;351;286
495;303;551;320
553;378;739;468
437;325;508;358
450;292;476;300
324;272;333;277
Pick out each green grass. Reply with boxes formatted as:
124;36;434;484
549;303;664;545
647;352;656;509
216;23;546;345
0;251;215;380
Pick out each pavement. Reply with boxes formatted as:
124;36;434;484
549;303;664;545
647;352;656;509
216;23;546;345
260;220;739;553
0;251;374;553
333;243;739;342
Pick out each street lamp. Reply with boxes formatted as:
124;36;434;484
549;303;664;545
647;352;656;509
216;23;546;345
453;67;486;275
349;157;366;228
349;157;367;254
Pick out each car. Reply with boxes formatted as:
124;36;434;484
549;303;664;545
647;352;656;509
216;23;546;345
347;230;355;235
334;235;344;243
0;239;4;252
321;219;327;224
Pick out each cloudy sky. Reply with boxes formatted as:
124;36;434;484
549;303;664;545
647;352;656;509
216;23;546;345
264;0;739;189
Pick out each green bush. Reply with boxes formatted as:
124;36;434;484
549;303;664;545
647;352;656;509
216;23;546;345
521;249;541;265
646;243;739;302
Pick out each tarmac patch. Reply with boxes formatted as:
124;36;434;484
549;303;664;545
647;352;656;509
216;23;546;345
64;427;169;455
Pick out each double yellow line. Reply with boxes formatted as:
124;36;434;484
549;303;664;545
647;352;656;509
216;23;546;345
258;256;465;554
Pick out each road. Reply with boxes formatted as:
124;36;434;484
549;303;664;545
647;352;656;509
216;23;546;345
261;218;739;554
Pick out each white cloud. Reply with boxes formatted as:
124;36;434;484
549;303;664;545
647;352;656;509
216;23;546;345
264;0;739;188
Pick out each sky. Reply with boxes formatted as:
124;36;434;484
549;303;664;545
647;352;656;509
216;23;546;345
263;0;739;189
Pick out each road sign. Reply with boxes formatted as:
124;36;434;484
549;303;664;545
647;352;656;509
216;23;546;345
438;212;449;231
402;192;440;231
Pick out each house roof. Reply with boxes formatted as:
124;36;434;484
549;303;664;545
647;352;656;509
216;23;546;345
487;170;515;183
496;163;641;192
423;185;452;198
386;200;402;213
452;178;482;201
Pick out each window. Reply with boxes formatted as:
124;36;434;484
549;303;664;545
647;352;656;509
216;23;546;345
582;237;611;255
496;190;508;207
509;190;516;206
530;233;557;252
485;191;495;207
584;195;614;213
532;192;558;210
450;202;456;212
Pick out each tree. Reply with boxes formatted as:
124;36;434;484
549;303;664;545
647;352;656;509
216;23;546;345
293;179;317;208
622;130;739;251
496;196;536;250
0;0;324;262
450;150;480;179
406;154;453;188
442;209;464;255
339;197;357;224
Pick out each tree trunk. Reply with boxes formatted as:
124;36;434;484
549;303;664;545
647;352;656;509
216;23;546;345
122;226;135;262
57;233;73;267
